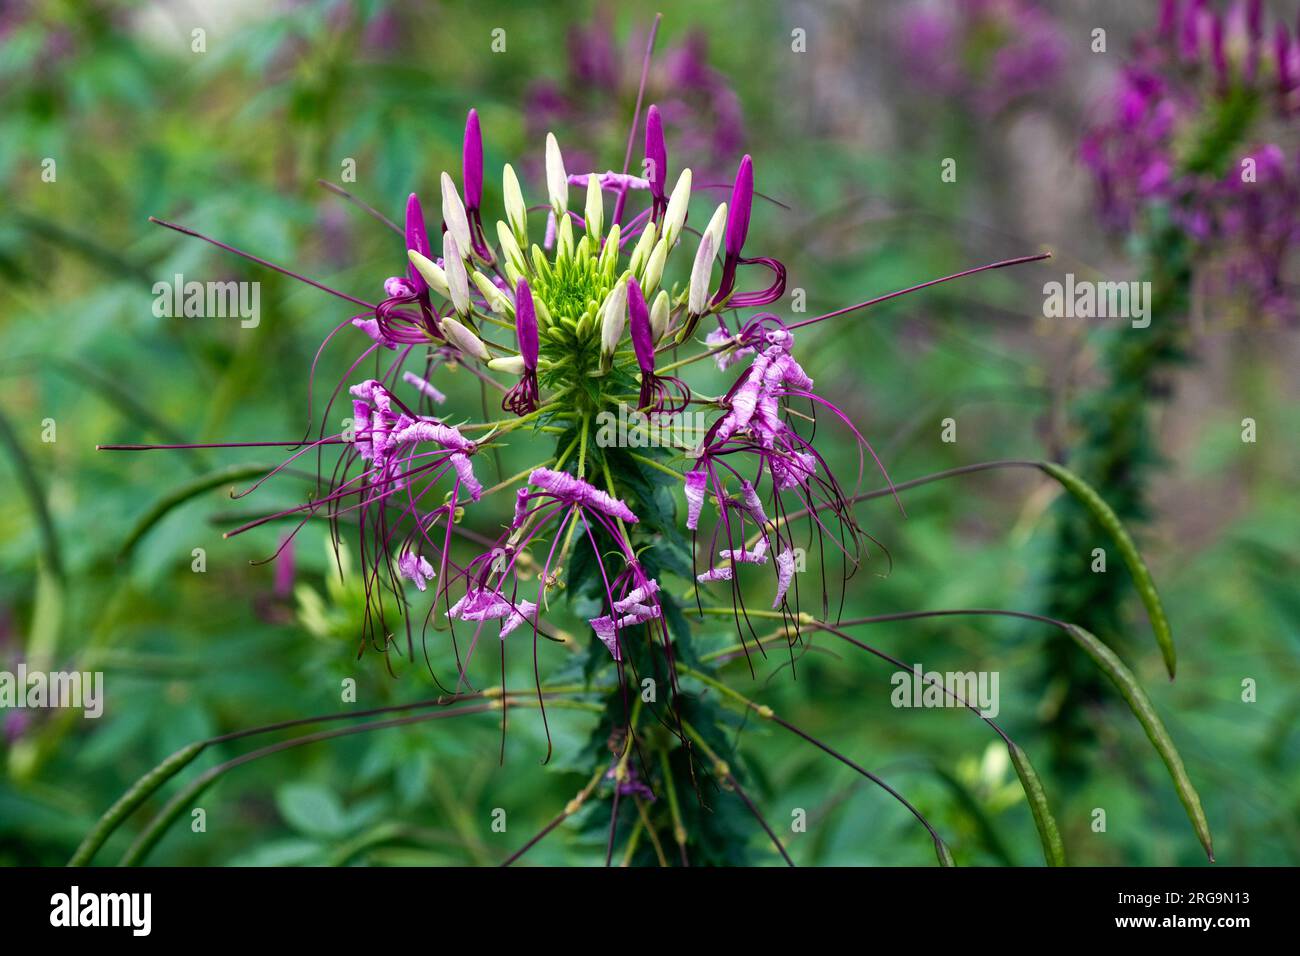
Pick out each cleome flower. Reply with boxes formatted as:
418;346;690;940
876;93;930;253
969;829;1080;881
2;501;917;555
91;16;1225;873
108;76;1046;734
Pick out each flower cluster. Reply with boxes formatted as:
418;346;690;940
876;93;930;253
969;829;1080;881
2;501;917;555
525;11;743;181
895;0;1067;116
1082;0;1300;320
113;82;1044;701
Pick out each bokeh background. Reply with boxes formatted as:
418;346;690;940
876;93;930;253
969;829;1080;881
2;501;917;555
1;0;1297;866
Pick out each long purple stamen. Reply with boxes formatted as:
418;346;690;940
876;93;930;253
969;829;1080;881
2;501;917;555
148;217;375;310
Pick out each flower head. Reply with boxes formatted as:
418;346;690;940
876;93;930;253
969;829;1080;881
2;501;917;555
115;93;1043;705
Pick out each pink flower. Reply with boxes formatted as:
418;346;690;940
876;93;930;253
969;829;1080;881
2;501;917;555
397;551;436;591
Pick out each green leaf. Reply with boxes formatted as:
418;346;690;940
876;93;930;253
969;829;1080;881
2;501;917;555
0;409;63;580
276;783;350;839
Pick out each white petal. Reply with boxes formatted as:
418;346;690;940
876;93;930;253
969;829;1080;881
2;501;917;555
584;175;603;241
440;316;489;361
407;249;450;299
662;168;692;247
443;232;470;315
688;232;716;316
545;132;568;215
600;276;629;356
440;171;472;256
502;163;528;243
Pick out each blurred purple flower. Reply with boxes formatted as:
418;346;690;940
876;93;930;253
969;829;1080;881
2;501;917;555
1082;0;1300;321
895;0;1068;116
525;12;744;180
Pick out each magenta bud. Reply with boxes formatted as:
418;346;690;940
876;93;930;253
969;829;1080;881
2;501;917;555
627;277;654;373
1182;0;1205;60
405;193;431;292
724;155;753;258
1158;0;1178;39
274;534;296;598
515;278;539;370
1211;13;1227;84
1276;23;1292;92
463;108;483;211
1248;0;1262;39
645;104;667;199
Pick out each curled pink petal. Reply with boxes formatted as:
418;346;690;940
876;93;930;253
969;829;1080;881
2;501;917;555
696;566;733;583
684;469;708;530
773;550;795;608
589;615;621;661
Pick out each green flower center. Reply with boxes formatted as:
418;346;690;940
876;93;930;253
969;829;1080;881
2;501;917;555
535;255;613;326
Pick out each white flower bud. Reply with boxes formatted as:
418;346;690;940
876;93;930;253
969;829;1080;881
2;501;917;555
628;220;657;275
407;249;451;299
488;355;526;375
688;232;716;316
584;175;603;243
703;202;728;253
440;316;489;361
599;275;629;358
440;172;471;258
502;163;528;244
496;220;526;274
443;232;470;316
598;223;621;275
472;270;512;316
533;296;552;331
545;132;568;217
650;289;671;342
662;168;692;247
641;238;668;295
556;213;575;261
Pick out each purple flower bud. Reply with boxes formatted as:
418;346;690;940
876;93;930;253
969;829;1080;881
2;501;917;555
405;193;431;292
274;534;295;598
627;277;654;373
645;104;667;200
1158;0;1178;39
725;154;753;258
1182;0;1206;61
1211;13;1227;87
515;277;539;370
463;108;483;211
1276;23;1292;92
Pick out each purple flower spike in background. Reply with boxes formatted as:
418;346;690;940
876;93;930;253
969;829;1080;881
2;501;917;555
895;0;1067;116
526;9;744;181
1082;0;1300;322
